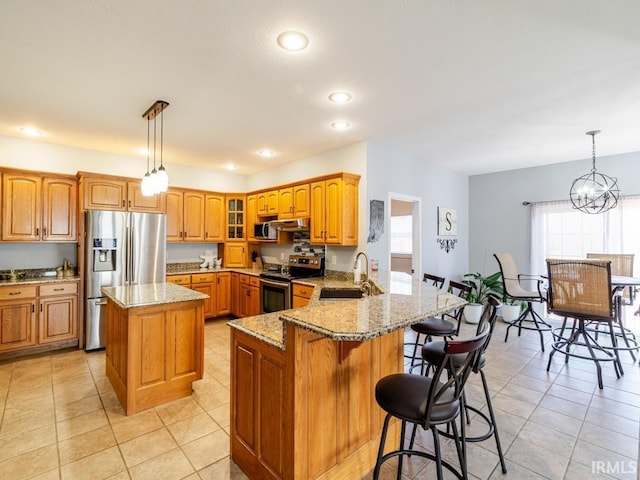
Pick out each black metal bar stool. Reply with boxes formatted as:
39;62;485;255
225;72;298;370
404;273;446;371
374;325;490;480
420;295;507;474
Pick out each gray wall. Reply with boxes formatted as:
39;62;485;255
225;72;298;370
366;142;469;281
469;151;640;276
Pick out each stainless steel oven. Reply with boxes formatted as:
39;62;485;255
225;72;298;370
259;255;325;313
260;277;291;313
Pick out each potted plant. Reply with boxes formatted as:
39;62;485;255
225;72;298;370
500;297;525;323
461;272;504;324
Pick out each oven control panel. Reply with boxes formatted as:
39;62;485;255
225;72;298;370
289;255;324;270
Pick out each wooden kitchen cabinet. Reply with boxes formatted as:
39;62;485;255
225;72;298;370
81;175;127;211
246;195;258;241
79;173;164;213
310;174;359;245
278;184;310;219
216;271;232;316
126;181;166;213
0;285;37;351
38;282;78;344
2;171;77;242
166;272;230;319
238;274;260;317
166;188;205;242
0;281;79;356
204;193;225;242
230;272;240;316
224;242;248;268
292;283;314;308
256;190;278;217
191;273;216;318
226;195;246;241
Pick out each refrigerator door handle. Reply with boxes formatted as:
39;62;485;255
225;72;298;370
125;225;131;285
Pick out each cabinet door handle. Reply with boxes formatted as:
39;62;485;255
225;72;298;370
36;228;39;237
122;200;125;207
9;292;21;296
53;288;64;291
40;304;43;312
32;305;35;313
128;200;131;207
43;228;47;237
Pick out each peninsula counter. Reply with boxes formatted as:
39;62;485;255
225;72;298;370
228;272;466;480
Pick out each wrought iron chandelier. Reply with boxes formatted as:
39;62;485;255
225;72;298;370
569;130;619;214
141;100;169;196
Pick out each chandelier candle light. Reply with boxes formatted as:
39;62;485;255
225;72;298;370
141;100;170;197
569;130;619;214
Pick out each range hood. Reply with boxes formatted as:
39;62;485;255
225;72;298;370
269;218;310;232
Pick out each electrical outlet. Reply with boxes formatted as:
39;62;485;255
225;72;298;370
331;255;337;265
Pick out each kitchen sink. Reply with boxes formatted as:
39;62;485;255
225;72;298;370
319;287;365;300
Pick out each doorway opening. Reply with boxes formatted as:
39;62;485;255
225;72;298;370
388;193;421;277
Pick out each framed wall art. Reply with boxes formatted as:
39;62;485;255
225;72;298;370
437;207;457;236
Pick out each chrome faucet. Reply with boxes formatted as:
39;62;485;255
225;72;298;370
354;251;371;296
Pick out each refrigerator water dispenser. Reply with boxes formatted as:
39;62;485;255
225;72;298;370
92;238;117;272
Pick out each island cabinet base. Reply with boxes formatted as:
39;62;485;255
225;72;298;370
231;324;403;480
106;298;204;415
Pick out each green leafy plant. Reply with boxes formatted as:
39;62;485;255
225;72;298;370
462;272;504;305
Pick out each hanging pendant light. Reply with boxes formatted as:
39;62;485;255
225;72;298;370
569;130;619;214
141;100;169;196
155;106;169;192
140;109;154;197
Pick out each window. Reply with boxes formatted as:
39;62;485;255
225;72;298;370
530;196;640;276
390;215;412;254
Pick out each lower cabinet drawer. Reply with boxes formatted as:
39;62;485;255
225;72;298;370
166;274;191;285
39;282;78;296
292;283;314;299
0;285;37;301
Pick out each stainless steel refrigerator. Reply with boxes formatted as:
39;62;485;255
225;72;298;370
84;210;166;350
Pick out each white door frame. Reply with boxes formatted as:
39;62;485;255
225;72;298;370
387;192;422;277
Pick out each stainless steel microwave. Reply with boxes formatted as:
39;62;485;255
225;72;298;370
254;222;277;240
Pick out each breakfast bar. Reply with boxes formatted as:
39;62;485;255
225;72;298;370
102;282;209;415
228;272;466;480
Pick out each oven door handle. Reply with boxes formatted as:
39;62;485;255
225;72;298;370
260;278;291;288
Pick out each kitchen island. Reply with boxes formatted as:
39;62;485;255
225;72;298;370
102;282;209;415
228;272;466;480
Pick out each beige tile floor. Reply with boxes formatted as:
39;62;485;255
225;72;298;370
0;310;639;480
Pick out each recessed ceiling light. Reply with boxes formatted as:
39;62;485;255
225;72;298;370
277;31;309;51
330;121;350;130
258;150;275;158
223;163;238;171
328;91;352;104
18;127;44;137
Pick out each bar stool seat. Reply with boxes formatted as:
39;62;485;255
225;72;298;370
406;279;470;373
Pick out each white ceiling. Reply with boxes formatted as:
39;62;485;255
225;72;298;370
1;0;639;176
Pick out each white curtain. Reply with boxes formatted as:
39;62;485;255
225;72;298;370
530;196;640;277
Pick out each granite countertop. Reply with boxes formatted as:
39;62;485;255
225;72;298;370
166;266;263;276
101;282;209;309
228;271;466;349
0;275;80;286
